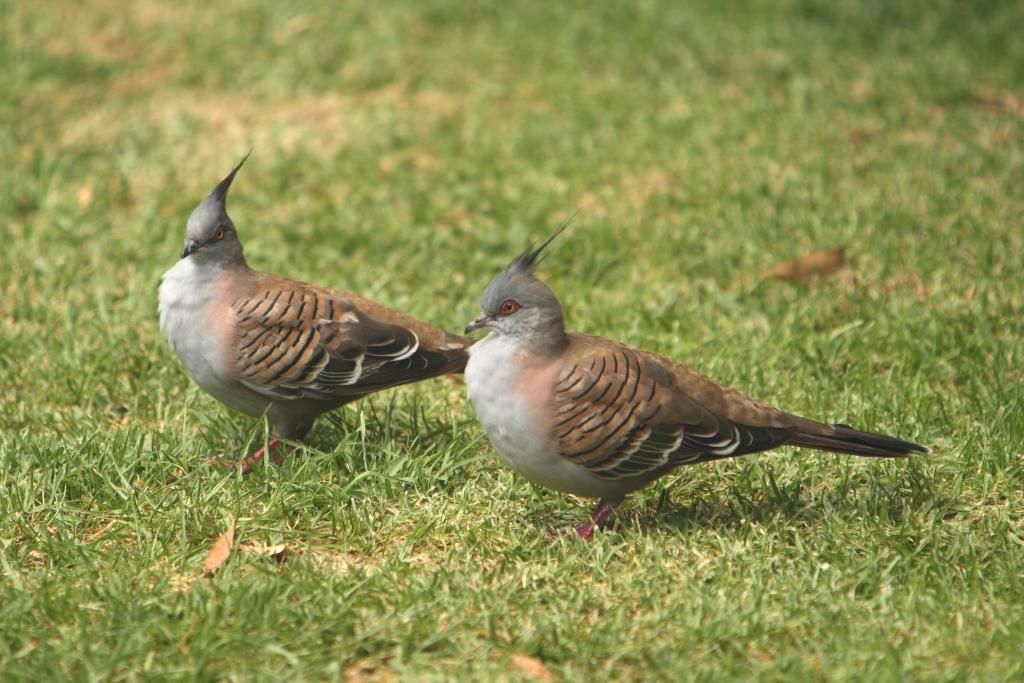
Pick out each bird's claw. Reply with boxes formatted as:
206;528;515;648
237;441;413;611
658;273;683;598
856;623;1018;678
546;501;616;540
204;438;290;472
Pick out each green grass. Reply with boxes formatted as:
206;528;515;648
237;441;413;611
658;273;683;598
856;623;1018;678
2;0;1023;679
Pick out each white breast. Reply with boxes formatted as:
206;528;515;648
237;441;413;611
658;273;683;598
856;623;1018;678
466;334;548;466
465;334;622;500
158;259;265;416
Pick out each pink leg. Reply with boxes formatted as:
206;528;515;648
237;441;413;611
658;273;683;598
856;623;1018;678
548;500;617;540
573;500;616;539
205;438;296;472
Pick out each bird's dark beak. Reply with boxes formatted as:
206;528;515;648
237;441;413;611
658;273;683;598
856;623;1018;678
180;239;200;259
464;313;493;334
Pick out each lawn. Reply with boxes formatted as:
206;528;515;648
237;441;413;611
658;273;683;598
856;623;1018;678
2;0;1023;679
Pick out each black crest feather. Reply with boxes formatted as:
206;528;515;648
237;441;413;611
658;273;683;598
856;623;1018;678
212;149;252;203
507;213;576;275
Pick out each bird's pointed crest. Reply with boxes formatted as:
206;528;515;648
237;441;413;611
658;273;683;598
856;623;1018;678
506;213;576;276
210;149;252;204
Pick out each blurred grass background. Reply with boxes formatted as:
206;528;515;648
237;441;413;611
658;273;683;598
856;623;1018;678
1;0;1022;679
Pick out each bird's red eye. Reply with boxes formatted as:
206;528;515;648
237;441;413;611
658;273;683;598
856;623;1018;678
214;228;225;240
498;299;521;316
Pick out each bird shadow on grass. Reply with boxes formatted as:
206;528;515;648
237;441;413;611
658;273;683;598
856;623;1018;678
194;392;466;464
601;460;952;539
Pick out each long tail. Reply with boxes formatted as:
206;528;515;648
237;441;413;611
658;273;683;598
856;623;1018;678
789;423;929;458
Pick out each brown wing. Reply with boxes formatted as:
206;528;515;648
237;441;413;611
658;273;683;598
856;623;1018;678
231;280;467;401
552;337;798;481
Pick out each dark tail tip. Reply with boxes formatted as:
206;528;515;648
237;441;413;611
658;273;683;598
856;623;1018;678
792;423;929;458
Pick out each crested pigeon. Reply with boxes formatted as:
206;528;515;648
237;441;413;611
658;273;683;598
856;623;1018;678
463;227;928;538
159;154;469;470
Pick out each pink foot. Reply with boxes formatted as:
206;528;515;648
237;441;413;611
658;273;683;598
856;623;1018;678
549;500;617;540
573;520;598;540
205;439;296;472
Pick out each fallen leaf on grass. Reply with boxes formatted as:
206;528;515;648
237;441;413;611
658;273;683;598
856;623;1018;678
202;514;235;576
761;247;845;282
510;653;555;682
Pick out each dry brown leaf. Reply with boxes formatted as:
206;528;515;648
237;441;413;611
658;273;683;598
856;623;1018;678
510;653;555;682
202;514;235;576
761;247;846;282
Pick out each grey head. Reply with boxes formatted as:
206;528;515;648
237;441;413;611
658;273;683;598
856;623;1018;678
465;223;569;352
179;152;250;267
